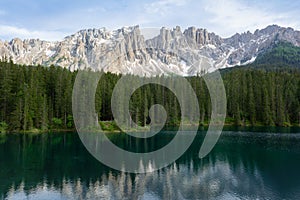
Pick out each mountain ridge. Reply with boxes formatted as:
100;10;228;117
0;24;300;76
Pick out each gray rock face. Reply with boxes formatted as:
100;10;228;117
1;25;300;76
183;27;223;46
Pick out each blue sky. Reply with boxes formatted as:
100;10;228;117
0;0;299;41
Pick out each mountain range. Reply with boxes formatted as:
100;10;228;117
0;24;300;76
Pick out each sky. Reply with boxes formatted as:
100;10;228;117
0;0;299;41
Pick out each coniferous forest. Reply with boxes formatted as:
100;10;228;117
1;58;300;133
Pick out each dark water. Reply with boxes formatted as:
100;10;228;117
1;128;300;200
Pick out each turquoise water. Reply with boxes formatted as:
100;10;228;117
1;129;300;199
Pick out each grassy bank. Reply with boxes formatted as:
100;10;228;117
2;119;300;135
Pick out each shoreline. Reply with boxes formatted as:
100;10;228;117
2;123;300;135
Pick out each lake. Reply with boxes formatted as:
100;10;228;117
1;128;300;199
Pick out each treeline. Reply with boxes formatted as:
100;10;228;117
254;42;300;68
0;61;74;132
1;61;300;132
223;68;300;126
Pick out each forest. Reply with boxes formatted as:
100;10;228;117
1;57;300;133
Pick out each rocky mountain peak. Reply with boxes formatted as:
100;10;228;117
183;27;222;46
0;25;300;76
256;24;281;35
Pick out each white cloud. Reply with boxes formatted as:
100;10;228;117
0;25;67;41
145;0;188;15
139;0;300;37
0;0;300;41
202;0;300;37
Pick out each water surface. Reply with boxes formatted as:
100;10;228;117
1;129;300;199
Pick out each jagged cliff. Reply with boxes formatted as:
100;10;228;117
0;25;300;76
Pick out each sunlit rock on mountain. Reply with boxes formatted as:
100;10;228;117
0;24;300;76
